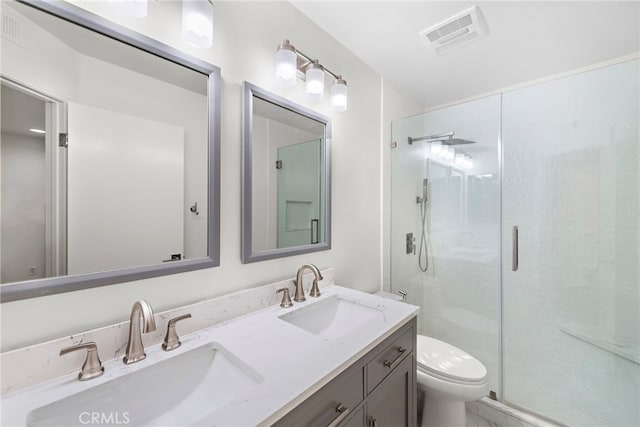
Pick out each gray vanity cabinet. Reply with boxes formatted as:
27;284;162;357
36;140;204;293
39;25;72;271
274;318;417;427
366;355;415;427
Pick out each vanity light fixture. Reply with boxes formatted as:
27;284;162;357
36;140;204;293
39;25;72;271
109;0;214;48
182;0;214;49
274;39;348;111
430;140;443;156
330;76;348;112
443;145;455;161
464;154;474;170
305;60;325;102
275;40;297;87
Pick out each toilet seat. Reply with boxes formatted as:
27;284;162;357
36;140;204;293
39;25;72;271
416;335;487;385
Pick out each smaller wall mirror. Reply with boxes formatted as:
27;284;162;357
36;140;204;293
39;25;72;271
242;83;331;263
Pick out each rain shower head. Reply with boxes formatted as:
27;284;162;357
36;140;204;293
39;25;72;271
407;132;476;145
444;138;476;145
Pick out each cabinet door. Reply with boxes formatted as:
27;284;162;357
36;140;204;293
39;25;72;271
342;407;365;427
366;355;416;427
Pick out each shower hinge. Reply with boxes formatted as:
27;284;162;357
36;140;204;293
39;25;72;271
489;391;497;401
58;133;68;148
275;160;283;169
390;141;397;149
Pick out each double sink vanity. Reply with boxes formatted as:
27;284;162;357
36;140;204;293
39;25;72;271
1;268;418;426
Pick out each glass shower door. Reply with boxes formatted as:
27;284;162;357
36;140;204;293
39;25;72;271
390;95;502;395
502;59;640;426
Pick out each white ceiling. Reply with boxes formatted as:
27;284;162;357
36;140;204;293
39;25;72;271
291;1;640;110
9;1;208;96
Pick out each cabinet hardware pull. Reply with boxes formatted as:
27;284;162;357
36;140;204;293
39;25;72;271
512;226;519;271
327;404;350;427
383;346;407;369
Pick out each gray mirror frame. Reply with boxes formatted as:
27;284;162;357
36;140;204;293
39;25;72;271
0;0;221;302
241;82;331;263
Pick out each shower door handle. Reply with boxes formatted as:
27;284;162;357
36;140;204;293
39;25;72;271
512;226;519;271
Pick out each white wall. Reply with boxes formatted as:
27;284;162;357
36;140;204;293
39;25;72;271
0;1;419;351
0;133;46;283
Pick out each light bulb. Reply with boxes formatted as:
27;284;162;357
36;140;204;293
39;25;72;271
462;154;473;169
464;155;474;169
455;152;465;166
275;40;297;87
431;141;443;156
444;146;455;160
305;60;324;102
329;77;347;112
182;0;214;49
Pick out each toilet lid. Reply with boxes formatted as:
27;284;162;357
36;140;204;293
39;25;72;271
416;336;487;383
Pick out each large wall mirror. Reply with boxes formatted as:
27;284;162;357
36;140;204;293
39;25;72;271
242;83;331;263
0;0;220;302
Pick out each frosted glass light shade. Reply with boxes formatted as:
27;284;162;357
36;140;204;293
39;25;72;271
182;0;214;49
109;0;147;18
305;61;325;102
275;42;297;87
444;146;455;160
330;78;348;112
431;141;443;156
465;156;474;169
455;152;465;166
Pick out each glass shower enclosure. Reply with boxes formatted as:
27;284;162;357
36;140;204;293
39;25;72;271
389;58;639;426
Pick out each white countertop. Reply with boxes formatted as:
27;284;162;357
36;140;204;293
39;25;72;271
1;285;418;426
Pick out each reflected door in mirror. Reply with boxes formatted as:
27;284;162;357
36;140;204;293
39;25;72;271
277;139;322;248
67;103;184;274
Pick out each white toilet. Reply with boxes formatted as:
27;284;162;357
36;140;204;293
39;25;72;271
416;335;489;427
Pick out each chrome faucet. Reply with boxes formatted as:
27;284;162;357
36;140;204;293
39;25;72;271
293;264;323;302
123;300;156;364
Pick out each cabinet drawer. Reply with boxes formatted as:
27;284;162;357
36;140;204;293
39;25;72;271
366;327;414;394
274;366;364;427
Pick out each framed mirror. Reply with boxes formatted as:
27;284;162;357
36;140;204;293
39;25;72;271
242;82;331;263
0;0;220;302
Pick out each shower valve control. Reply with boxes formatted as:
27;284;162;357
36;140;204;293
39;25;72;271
406;233;416;255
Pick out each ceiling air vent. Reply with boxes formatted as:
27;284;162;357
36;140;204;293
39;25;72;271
419;6;488;55
1;10;25;47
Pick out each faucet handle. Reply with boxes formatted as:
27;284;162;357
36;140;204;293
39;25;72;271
162;314;192;351
59;342;104;381
309;277;321;298
277;288;293;308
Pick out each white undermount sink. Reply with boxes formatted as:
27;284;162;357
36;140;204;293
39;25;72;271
26;343;263;426
279;295;382;340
